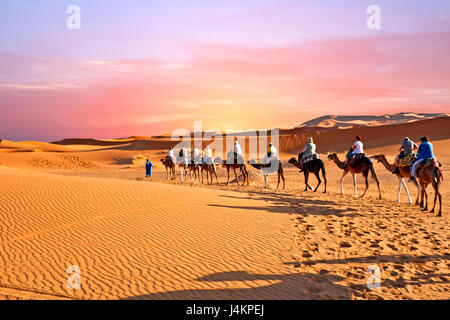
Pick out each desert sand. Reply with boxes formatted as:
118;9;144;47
0;120;449;300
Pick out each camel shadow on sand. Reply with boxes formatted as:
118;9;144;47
122;270;353;300
208;191;364;218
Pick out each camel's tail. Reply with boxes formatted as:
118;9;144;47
319;159;327;180
369;161;376;179
435;167;444;184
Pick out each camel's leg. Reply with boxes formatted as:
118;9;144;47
264;175;268;189
419;184;425;208
373;170;382;200
400;177;413;204
423;188;428;211
281;171;285;190
242;167;249;186
437;192;442;217
166;167;169;180
359;173;370;199
353;173;358;197
213;167;219;184
430;174;441;214
313;171;321;192
340;171;348;195
304;171;311;191
226;167;230;185
396;176;402;202
430;189;437;214
234;169;239;186
277;172;280;189
414;180;421;205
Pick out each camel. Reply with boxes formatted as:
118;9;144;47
288;156;326;193
187;162;200;182
177;154;190;182
214;156;249;186
372;154;420;204
248;158;285;189
200;162;219;185
415;159;443;217
327;153;382;199
160;157;175;180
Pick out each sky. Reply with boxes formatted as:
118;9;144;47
0;0;449;141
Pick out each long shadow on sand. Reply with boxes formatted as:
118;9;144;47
122;270;353;300
208;191;363;218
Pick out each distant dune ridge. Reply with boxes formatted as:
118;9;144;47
1;113;450;156
297;112;450;129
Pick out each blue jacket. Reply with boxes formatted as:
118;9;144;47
416;141;435;160
145;161;153;174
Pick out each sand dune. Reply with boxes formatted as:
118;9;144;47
297;113;449;129
0;120;449;300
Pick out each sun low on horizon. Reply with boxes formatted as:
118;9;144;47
1;0;450;141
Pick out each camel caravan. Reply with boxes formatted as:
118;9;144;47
158;135;443;216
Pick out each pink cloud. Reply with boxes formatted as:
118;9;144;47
1;31;450;140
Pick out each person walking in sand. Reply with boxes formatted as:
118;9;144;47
145;159;153;178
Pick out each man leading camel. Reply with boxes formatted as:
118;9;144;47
410;136;435;182
298;137;317;172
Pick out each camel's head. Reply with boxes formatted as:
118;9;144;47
327;153;336;160
371;154;384;163
288;158;297;164
160;158;165;164
248;159;257;165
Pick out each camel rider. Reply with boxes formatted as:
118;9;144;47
410;136;435;182
393;137;418;174
267;142;277;157
192;146;201;165
203;145;213;164
230;140;243;163
178;145;187;157
344;136;364;166
167;147;175;162
298;137;316;172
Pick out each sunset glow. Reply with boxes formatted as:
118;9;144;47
1;0;450;140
